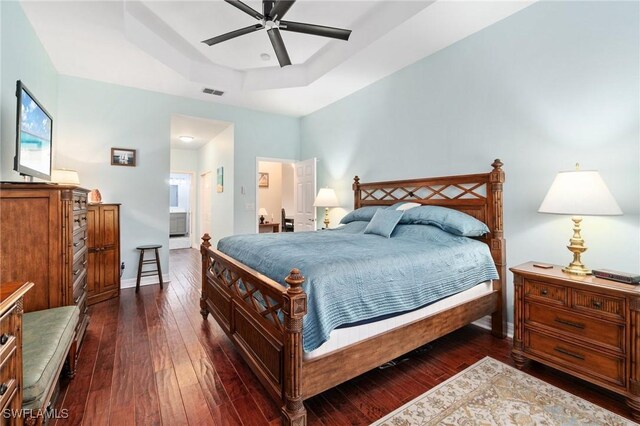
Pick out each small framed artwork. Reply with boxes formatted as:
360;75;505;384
259;172;269;188
111;148;136;167
216;166;224;193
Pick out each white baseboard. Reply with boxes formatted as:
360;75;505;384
472;315;514;339
121;273;171;289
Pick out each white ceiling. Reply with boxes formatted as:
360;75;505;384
170;114;231;150
21;0;534;117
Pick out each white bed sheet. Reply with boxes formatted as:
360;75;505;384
303;281;493;360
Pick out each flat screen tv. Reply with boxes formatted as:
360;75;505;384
14;80;53;181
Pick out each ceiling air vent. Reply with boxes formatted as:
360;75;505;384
202;88;224;96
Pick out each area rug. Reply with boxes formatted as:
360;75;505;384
371;357;636;426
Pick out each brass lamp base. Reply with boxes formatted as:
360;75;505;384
323;207;330;229
562;216;592;276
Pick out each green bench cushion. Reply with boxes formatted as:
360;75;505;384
22;306;79;409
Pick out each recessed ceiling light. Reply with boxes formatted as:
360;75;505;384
260;53;271;61
179;136;194;143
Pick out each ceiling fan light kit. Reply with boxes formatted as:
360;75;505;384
202;0;352;68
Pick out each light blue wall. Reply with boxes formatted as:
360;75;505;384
301;1;640;322
55;76;299;280
1;1;58;181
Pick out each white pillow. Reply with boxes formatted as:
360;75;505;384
394;202;421;211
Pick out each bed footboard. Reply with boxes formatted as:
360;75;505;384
200;234;307;426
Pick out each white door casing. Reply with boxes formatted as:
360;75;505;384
293;158;317;232
200;172;212;238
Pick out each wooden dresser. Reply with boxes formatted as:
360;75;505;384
87;204;121;305
511;262;640;420
0;184;90;361
0;281;34;426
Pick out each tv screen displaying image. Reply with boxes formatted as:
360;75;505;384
15;80;52;181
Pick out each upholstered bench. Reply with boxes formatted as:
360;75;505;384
22;306;79;421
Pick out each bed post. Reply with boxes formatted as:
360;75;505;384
353;176;361;209
282;269;308;426
489;159;507;338
200;233;212;320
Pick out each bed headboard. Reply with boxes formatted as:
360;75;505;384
352;159;504;243
352;159;506;336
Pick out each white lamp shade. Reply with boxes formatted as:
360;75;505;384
313;188;339;207
51;169;80;185
538;170;622;216
259;208;268;216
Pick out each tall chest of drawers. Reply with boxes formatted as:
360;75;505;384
0;184;90;367
511;262;640;420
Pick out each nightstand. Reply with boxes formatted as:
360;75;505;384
511;262;640;420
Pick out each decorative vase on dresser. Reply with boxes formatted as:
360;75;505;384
86;203;121;305
0;183;90;367
511;262;640;420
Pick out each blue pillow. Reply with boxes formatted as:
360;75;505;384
400;205;489;237
364;209;404;238
340;206;386;224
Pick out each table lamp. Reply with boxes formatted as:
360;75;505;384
538;164;622;275
313;188;339;229
259;208;268;224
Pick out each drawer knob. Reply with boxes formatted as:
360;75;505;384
73;269;81;276
541;288;548;295
0;384;7;396
0;333;9;345
74;296;81;304
592;300;602;309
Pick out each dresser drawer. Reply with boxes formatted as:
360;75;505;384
73;212;87;233
73;192;88;211
525;329;625;388
73;229;88;259
525;302;625;353
524;279;568;306
0;347;17;411
572;289;625;322
0;308;16;362
73;273;88;302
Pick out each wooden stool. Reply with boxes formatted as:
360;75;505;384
135;244;163;292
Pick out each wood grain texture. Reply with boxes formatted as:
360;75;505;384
51;250;636;425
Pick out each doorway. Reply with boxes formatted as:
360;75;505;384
256;157;316;233
169;172;194;249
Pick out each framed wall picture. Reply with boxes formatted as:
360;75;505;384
216;166;224;193
111;148;136;167
259;172;269;188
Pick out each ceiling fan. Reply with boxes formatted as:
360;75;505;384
202;0;352;67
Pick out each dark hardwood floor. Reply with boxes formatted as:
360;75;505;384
54;248;635;425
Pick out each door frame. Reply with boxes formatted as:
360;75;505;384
255;157;296;233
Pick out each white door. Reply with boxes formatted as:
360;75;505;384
293;158;316;231
200;172;212;239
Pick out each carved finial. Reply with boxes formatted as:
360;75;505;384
285;268;305;294
354;176;360;185
202;233;212;248
492;159;503;170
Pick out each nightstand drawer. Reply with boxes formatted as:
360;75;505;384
524;280;568;306
525;302;625;353
0;346;17;411
572;289;625;321
525;330;625;388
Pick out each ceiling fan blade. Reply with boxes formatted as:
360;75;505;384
267;28;291;67
224;0;264;20
280;20;351;41
263;0;273;18
202;24;263;46
269;0;295;20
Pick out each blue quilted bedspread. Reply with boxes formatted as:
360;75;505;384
217;222;498;352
